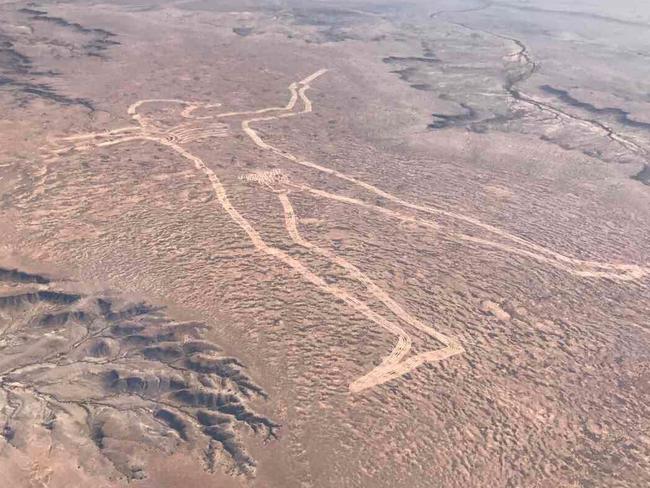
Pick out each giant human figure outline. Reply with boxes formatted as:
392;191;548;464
46;70;650;393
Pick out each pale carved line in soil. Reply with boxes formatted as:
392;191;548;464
44;70;649;392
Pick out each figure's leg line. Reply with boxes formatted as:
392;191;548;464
279;192;462;392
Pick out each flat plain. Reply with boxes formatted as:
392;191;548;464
0;1;649;487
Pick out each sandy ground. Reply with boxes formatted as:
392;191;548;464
0;1;649;487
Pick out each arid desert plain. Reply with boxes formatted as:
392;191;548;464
0;0;649;486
